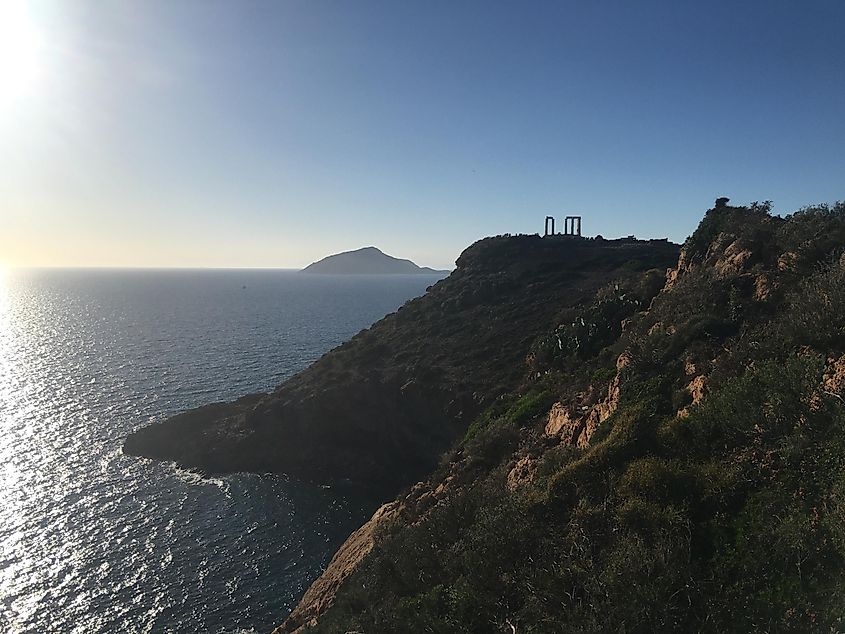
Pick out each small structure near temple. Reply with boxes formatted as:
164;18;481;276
544;216;555;237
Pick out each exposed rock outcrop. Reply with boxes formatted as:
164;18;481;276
506;455;538;491
714;238;753;277
580;371;621;447
544;350;627;448
824;354;845;398
274;501;402;634
544;402;580;441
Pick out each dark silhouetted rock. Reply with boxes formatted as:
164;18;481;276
301;246;448;275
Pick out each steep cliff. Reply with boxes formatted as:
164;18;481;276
124;234;679;493
279;201;845;633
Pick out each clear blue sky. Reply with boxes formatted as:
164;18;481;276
2;0;843;269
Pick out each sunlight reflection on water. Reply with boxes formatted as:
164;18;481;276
0;269;440;633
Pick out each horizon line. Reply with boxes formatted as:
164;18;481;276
2;265;457;272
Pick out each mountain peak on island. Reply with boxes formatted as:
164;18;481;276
302;246;448;274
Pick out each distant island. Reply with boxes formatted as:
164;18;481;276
301;246;449;275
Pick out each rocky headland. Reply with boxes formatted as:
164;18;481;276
124;233;678;492
126;200;845;633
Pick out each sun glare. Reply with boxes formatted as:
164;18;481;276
0;1;44;104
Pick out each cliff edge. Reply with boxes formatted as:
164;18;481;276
124;233;680;494
280;200;845;633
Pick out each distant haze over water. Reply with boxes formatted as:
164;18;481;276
0;268;445;633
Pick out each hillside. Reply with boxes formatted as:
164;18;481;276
125;199;845;633
124;234;679;493
279;200;845;633
301;246;448;274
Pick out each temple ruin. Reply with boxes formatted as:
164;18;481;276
564;216;582;236
543;215;582;237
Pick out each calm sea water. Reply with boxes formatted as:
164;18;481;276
0;268;443;634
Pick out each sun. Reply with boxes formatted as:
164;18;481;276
0;1;44;104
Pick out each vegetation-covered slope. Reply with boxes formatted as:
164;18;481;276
288;201;845;633
124;234;679;494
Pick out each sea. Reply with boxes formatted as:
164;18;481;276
0;268;445;634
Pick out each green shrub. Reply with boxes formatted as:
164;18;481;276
503;389;554;425
532;443;580;489
661;355;825;459
590;365;617;385
618;457;696;502
462;408;496;442
615;497;688;536
464;418;520;469
780;260;845;350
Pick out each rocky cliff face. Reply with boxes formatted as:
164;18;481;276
124;234;679;494
280;201;845;633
